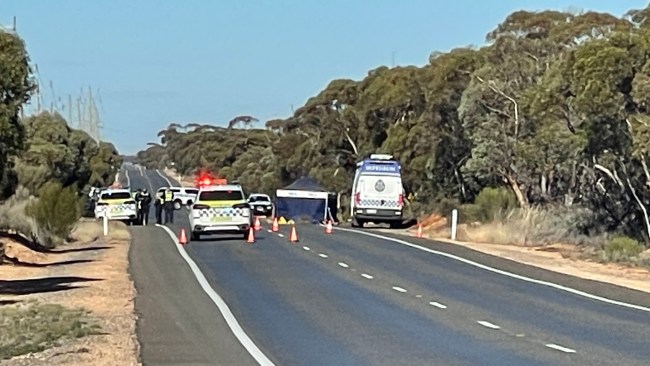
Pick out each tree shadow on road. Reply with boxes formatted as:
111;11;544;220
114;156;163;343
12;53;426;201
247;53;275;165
0;276;102;296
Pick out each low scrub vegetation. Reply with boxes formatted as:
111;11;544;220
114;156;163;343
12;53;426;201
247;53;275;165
0;301;100;360
26;182;81;241
0;186;54;250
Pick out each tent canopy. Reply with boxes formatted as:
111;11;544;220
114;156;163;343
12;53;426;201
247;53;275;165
275;176;329;223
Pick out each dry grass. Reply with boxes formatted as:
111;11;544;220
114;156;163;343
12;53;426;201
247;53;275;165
0;186;55;249
0;300;100;360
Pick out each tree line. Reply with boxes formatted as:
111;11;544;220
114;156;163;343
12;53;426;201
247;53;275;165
136;6;650;245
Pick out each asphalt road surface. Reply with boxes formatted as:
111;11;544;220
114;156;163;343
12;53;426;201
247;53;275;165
126;165;650;366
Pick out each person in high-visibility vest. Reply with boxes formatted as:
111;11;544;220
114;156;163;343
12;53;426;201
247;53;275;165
154;190;164;225
163;188;174;224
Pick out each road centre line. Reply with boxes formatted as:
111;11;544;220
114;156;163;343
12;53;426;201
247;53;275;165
332;227;650;313
429;301;447;309
545;343;577;353
476;320;500;330
338;262;349;268
392;286;407;293
278;233;285;238
303;246;311;251
361;273;374;279
156;224;275;366
319;253;328;258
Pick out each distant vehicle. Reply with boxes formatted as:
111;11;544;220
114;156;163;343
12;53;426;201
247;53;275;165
350;154;405;228
248;193;274;217
157;186;199;209
188;182;252;241
94;188;139;225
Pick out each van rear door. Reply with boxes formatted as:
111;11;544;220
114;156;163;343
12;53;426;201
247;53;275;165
356;175;403;210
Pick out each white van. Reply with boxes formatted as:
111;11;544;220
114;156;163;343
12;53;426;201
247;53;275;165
350;154;405;228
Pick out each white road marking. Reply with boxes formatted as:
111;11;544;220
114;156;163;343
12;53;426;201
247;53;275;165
278;233;285;238
392;286;407;293
338;262;349;268
361;273;374;279
302;246;311;251
477;320;501;330
545;343;576;353
429;301;447;309
334;227;650;313
267;229;273;233
416;294;423;298
125;170;131;187
319;253;328;258
157;224;275;365
156;169;174;187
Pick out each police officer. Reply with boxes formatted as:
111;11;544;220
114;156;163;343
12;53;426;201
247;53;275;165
163;187;175;224
154;189;164;225
134;188;144;224
140;189;152;225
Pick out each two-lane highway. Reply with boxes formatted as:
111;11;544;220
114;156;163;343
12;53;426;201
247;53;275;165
126;165;650;366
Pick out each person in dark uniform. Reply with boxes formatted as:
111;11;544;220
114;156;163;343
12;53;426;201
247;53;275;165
140;189;152;225
155;190;164;225
134;188;144;224
163;188;174;224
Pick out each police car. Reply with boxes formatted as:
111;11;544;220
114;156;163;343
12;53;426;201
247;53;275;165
188;183;252;241
156;186;199;210
94;188;139;225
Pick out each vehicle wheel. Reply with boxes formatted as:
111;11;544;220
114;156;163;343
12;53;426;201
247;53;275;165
243;231;249;240
186;200;193;209
191;231;199;241
174;200;182;210
351;218;362;228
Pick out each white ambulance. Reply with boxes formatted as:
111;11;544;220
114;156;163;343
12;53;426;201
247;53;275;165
350;154;405;228
188;183;253;241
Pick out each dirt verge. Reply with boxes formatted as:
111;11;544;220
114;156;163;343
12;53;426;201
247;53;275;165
0;220;140;365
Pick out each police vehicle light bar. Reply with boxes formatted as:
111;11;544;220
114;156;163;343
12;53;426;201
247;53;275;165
369;154;393;160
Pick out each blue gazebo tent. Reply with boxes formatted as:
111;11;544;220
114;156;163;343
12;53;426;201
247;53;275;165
275;177;330;223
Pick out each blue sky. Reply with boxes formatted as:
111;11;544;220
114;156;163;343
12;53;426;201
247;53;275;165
1;0;647;155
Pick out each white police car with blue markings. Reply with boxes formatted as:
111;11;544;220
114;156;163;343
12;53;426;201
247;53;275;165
188;183;253;241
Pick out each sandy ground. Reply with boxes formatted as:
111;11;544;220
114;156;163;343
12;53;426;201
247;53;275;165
163;168;194;186
0;220;140;366
385;225;650;294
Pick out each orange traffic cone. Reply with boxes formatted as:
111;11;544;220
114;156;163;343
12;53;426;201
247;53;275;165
179;228;188;245
247;227;255;244
416;224;423;238
325;220;333;234
290;225;299;243
254;217;261;231
272;217;279;232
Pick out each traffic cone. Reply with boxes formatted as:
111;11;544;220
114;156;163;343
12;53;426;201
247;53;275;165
247;227;255;244
254;217;261;231
179;228;188;245
416;224;423;238
272;217;279;232
325;220;333;234
289;225;299;243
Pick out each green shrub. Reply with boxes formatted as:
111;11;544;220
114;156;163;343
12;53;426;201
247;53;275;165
603;235;644;262
26;181;80;240
463;187;518;223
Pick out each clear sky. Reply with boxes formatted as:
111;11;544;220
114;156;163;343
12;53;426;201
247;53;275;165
1;0;647;155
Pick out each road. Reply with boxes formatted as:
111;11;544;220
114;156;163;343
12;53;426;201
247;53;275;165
126;165;650;366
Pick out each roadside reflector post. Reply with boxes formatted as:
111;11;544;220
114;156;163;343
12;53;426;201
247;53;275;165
451;209;458;241
102;213;109;236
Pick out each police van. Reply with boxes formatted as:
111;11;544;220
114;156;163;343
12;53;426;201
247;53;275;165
94;188;139;225
188;183;252;241
350;154;405;228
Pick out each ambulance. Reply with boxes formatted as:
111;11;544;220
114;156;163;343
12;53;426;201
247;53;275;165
188;181;252;241
94;188;139;225
350;154;405;228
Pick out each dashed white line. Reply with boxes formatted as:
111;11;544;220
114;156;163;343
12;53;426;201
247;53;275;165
416;295;423;298
545;343;576;353
392;286;407;293
319;253;328;258
302;246;311;251
267;229;273;233
338;262;349;268
278;233;285;238
477;320;501;330
361;273;374;279
429;301;447;309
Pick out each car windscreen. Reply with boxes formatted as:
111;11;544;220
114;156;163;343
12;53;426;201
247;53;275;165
186;189;199;195
249;195;270;203
199;190;244;201
100;192;132;200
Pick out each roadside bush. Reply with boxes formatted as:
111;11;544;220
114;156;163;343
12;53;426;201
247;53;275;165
26;181;80;240
0;186;54;249
461;187;518;223
602;235;644;262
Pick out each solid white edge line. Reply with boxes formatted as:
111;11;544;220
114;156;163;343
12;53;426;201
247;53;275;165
338;262;349;268
361;273;374;279
125;169;131;188
156;169;174;187
477;320;501;330
429;301;447;309
392;286;407;293
333;227;650;313
156;224;275;366
545;343;577;353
